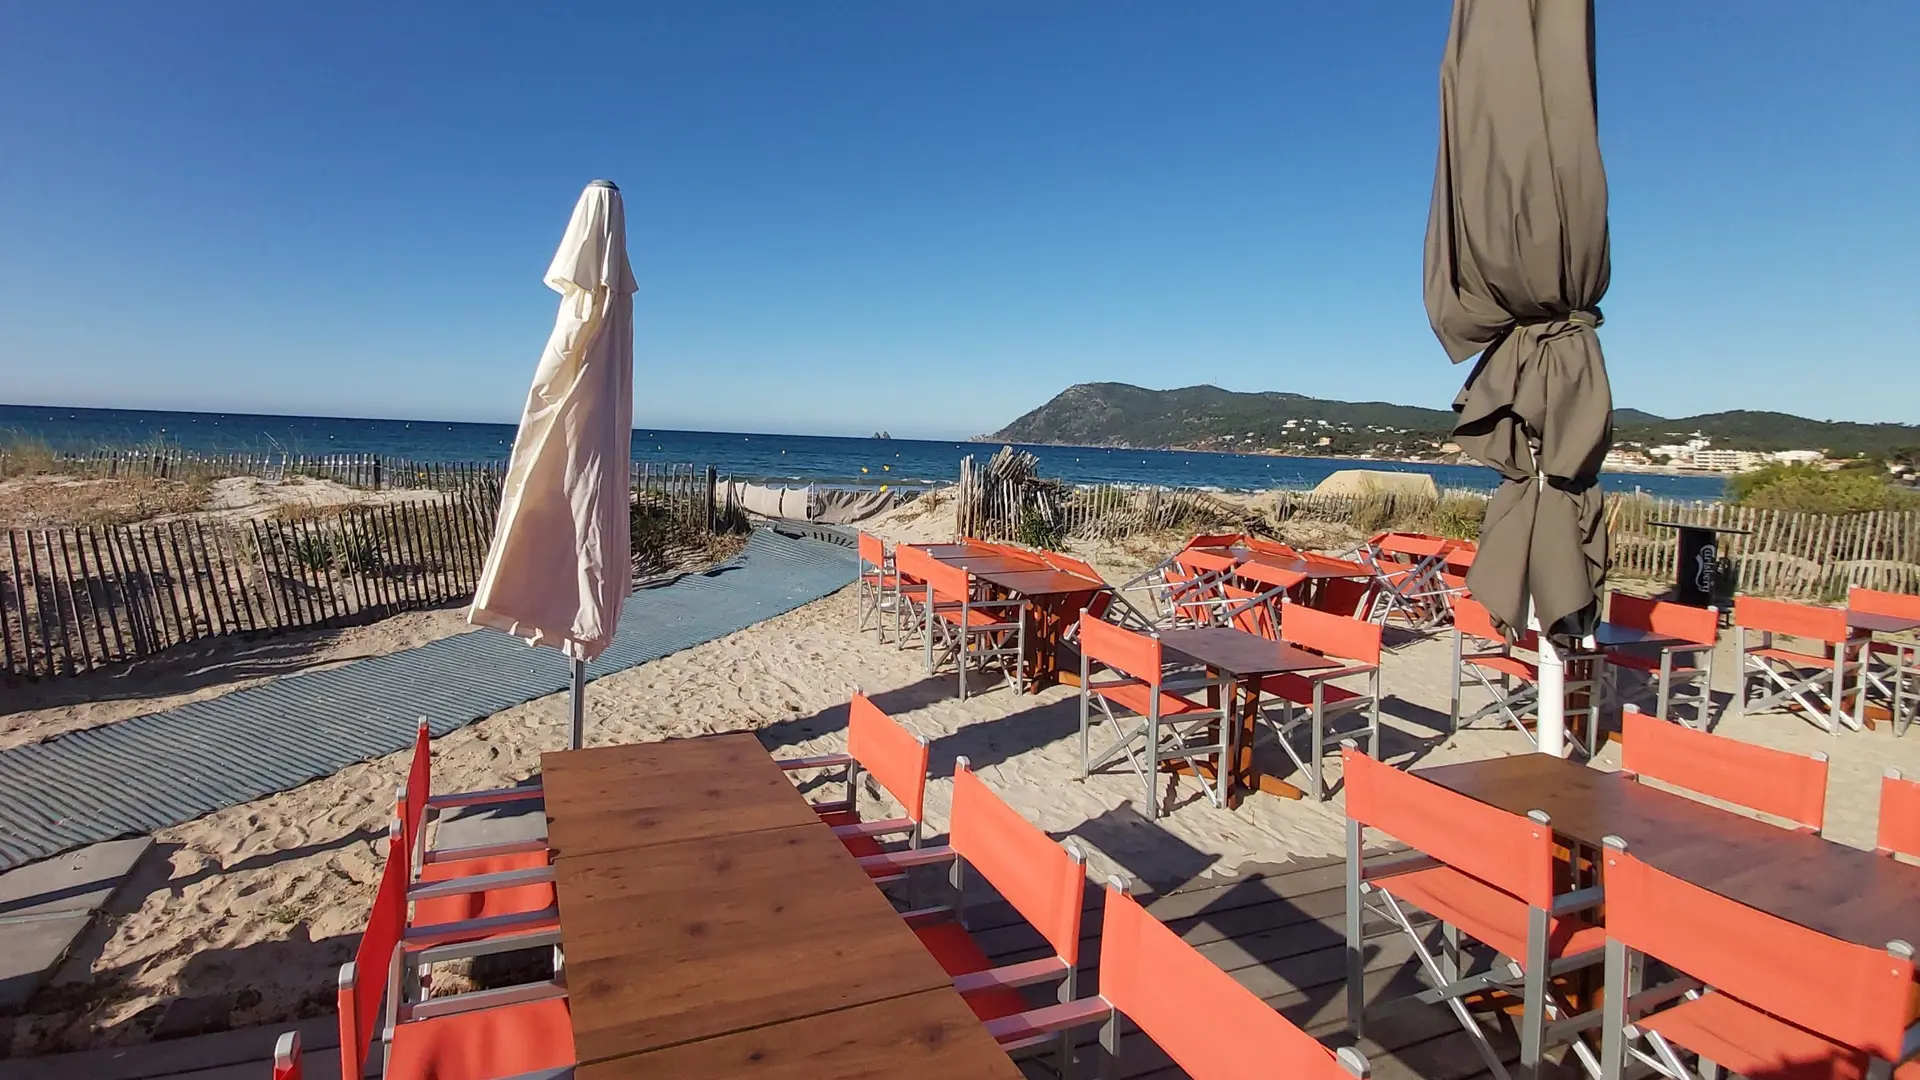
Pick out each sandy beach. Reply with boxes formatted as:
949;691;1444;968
4;510;1917;1056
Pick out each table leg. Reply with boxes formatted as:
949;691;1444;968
1232;678;1302;803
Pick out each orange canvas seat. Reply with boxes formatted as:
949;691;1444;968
775;692;931;875
910;921;1030;1022
1078;614;1228;818
1377;864;1606;962
870;759;1088;1072
275;817;572;1080
1620;705;1827;832
857;531;904;643
1344;748;1606;1080
1734;596;1868;734
1357;532;1462;628
1091;677;1216;718
395;719;555;940
1603;593;1718;728
896;545;1026;699
1850;587;1919;735
383;996;575;1080
1254;601;1382;800
1597;838;1916;1080
984;879;1370;1080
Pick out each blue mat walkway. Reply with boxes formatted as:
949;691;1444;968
0;527;855;870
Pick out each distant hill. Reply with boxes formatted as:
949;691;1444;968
988;383;1919;459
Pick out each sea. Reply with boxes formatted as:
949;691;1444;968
0;404;1726;500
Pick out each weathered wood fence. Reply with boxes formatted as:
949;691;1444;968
1;462;730;680
1;447;507;490
1609;497;1920;599
957;465;1920;601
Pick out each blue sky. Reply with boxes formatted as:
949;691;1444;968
1;3;1914;439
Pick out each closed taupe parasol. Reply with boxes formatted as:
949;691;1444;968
1425;0;1612;649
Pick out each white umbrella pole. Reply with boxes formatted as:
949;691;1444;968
569;657;586;750
1535;634;1566;757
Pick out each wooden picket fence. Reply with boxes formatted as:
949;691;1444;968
957;472;1920;602
2;447;507;490
0;461;730;680
1608;497;1920;599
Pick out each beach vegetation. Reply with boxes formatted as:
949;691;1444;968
1015;507;1065;550
1728;462;1920;514
291;530;337;571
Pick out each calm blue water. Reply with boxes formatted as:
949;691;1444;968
0;403;1725;499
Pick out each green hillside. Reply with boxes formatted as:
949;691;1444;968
988;383;1918;459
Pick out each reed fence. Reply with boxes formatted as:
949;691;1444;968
0;461;729;680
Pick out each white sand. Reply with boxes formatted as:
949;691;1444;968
6;524;1917;1054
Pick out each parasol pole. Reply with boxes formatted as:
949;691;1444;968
569;657;586;750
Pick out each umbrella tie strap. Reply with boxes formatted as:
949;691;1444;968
1514;308;1602;330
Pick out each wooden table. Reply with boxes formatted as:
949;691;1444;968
541;735;822;859
967;565;1108;693
544;736;1021;1076
1158;627;1338;804
1590;622;1687;650
1851;610;1920;636
1415;753;1920;949
935;553;1050;575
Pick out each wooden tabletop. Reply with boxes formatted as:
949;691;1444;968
933;553;1049;575
1592;623;1690;650
1851;610;1920;635
910;542;995;560
1415;753;1920;949
545;734;1021;1075
541;735;821;859
558;823;959;1062
1158;627;1340;678
971;567;1106;598
575;988;1019;1079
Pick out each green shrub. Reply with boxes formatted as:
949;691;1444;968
291;531;336;571
1016;508;1065;551
1728;463;1920;514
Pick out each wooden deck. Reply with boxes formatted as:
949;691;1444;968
0;853;1559;1080
971;853;1556;1080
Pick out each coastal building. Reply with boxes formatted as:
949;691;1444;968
1691;448;1769;472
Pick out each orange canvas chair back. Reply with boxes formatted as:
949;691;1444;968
1220;584;1277;640
1602;839;1913;1062
847;692;929;825
1041;551;1103;583
1454;596;1537;651
1375;532;1451;562
399;718;433;860
1342;748;1553;907
1235;557;1306;592
1282;603;1382;666
920;555;972;605
1620;707;1827;831
1100;882;1357;1080
1312;577;1373;619
1876;769;1920;859
339;833;409;1080
1080;614;1164;687
1609;593;1717;647
949;763;1084;963
1851;586;1920;620
1733;596;1847;644
1176;548;1238;577
1241;536;1300;560
893;543;934;584
1185;532;1247;552
858;531;887;569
